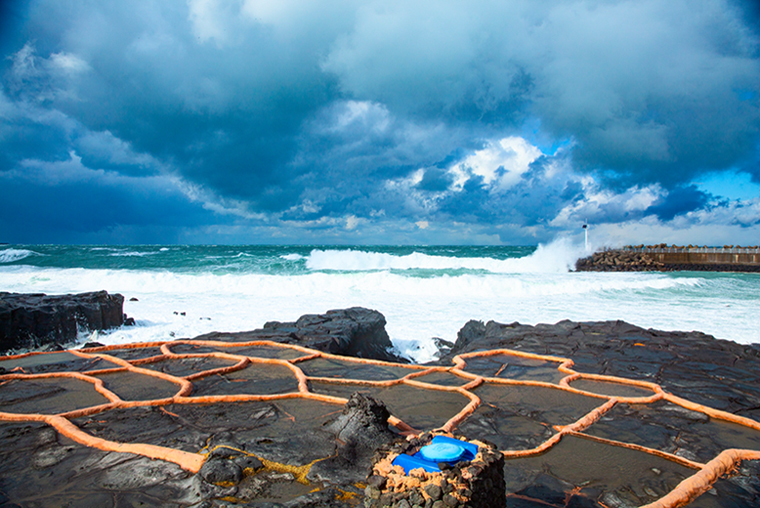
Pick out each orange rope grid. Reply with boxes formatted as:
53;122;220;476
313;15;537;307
1;341;760;507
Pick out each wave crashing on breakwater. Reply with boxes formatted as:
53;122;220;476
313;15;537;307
0;242;757;363
305;239;586;274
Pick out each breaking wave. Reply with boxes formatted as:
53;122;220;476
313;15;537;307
0;248;39;264
305;239;586;273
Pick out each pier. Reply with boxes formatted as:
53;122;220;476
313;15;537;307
576;245;760;272
623;245;760;269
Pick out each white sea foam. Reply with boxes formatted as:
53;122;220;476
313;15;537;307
109;251;160;257
0;249;39;263
305;238;585;273
2;258;756;363
0;241;757;363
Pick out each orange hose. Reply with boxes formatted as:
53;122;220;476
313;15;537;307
1;337;759;508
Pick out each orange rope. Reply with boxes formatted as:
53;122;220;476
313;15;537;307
1;340;759;508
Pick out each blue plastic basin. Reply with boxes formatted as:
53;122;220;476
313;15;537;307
420;442;466;462
392;436;478;474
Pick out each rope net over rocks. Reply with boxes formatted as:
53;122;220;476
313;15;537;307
0;338;759;507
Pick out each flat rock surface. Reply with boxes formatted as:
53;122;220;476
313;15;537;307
0;310;759;507
442;319;760;422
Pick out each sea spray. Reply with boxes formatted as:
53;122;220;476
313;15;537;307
0;243;757;363
305;238;583;273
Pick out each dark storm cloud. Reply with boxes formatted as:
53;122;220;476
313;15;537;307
322;0;760;185
0;0;759;243
645;185;712;221
0;155;220;243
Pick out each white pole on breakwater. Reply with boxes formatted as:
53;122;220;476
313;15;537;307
582;222;588;253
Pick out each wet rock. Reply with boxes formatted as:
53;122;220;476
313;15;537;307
31;442;76;468
424;484;442;500
308;392;396;484
80;341;105;349
599;492;638;508
367;474;387;490
0;291;125;352
200;457;243;485
442;494;458;507
194;307;404;363
454;320;486;352
440;318;760;423
283;488;345;507
433;338;454;356
366;485;382;499
235;455;264;472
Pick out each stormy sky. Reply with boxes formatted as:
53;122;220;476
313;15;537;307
1;0;759;245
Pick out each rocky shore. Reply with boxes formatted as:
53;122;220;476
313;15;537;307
441;319;760;424
0;304;759;507
0;291;128;353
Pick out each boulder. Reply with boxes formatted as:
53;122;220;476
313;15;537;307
193;307;404;363
0;291;125;353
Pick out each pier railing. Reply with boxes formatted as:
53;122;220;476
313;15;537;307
622;245;760;254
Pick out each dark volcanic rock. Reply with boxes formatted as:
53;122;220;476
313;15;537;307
308;392;396;484
193;307;403;363
0;421;207;508
441;319;760;423
200;456;243;485
0;291;125;353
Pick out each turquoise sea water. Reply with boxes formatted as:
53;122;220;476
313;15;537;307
1;243;758;361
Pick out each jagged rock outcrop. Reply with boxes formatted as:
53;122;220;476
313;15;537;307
0;291;125;353
308;393;396;484
194;307;404;363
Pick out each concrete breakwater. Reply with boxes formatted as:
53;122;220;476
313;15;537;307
576;245;760;272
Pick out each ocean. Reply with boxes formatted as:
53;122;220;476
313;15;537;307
1;242;758;362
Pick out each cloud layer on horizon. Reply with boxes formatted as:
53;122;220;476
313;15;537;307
1;0;759;245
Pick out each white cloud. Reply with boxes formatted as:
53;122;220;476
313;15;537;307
449;136;543;190
188;0;246;46
551;183;664;227
76;130;164;170
345;215;361;230
327;100;391;134
49;52;90;74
